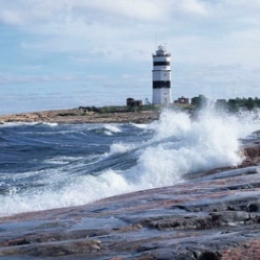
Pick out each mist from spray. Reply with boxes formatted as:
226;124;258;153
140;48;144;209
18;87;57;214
136;106;257;188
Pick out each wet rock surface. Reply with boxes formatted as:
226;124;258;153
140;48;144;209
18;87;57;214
0;145;260;259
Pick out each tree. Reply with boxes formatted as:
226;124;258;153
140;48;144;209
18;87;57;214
191;95;207;108
244;97;255;110
227;99;239;112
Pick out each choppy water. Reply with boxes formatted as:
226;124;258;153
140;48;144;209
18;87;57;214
0;108;260;217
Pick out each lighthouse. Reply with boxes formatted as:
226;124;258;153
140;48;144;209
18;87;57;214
152;45;172;105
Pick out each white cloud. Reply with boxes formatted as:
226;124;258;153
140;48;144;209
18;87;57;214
0;9;25;26
1;0;260;66
84;0;166;21
0;0;259;30
0;0;167;26
174;0;208;16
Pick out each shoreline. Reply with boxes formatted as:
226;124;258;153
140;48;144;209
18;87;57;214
0;109;160;124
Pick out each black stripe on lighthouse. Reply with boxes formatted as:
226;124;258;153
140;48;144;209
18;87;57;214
153;81;171;89
153;61;170;66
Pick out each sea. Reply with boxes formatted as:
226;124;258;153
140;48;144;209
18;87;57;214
0;108;260;217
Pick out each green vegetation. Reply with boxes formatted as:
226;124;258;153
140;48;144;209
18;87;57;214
98;106;128;113
57;112;77;117
215;97;260;112
225;97;260;112
191;95;207;108
191;95;260;112
79;105;129;114
78;104;160;114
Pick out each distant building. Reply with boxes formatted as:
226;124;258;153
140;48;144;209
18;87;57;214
174;96;189;104
126;98;142;108
126;98;135;107
152;45;172;105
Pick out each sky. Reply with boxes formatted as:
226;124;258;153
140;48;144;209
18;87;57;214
0;0;260;114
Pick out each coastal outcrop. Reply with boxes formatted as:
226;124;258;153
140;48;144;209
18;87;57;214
0;144;260;259
0;108;160;124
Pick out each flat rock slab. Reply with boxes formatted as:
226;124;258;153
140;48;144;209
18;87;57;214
0;146;260;259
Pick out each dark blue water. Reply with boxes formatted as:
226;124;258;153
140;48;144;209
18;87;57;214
0;123;148;173
0;109;259;217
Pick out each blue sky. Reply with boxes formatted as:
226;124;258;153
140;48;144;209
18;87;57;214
0;0;260;114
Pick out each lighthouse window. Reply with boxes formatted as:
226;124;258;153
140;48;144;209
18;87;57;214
153;61;170;66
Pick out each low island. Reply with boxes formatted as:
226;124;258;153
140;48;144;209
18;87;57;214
0;107;161;124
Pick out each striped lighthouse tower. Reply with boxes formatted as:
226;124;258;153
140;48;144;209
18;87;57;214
152;45;172;105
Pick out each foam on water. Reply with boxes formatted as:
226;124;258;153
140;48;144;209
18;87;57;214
0;122;39;128
130;123;148;129
1;107;260;217
44;155;84;165
0;169;135;216
106;142;136;156
104;124;122;134
42;122;59;127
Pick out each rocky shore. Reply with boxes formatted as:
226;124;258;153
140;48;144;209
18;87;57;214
0;144;260;259
0;108;160;124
